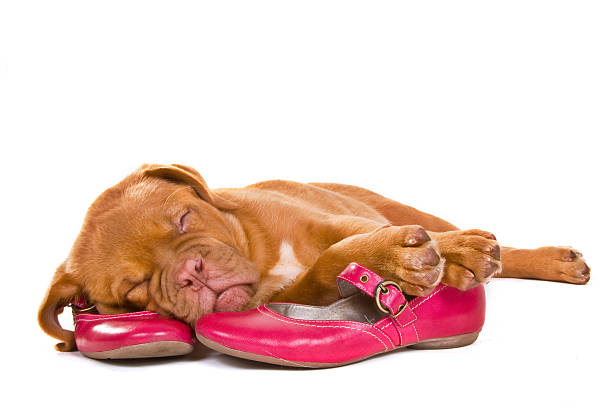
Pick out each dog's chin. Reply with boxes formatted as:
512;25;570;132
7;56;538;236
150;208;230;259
214;284;252;312
176;284;253;325
165;245;260;324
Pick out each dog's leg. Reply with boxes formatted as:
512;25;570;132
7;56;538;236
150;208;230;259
269;225;445;306
430;229;502;290
430;230;590;288
496;246;590;284
306;185;590;287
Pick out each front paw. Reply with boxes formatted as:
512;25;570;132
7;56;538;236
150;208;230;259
369;225;445;296
433;229;501;290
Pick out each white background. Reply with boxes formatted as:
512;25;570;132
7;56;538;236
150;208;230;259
1;1;610;411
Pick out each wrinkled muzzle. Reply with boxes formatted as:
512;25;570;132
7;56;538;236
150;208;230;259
159;243;260;324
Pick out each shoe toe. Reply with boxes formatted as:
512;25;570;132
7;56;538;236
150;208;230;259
75;311;194;359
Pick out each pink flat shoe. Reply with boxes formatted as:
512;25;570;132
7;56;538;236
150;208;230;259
72;300;194;359
196;262;485;368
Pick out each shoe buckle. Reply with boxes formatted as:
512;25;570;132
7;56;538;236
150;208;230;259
374;280;407;318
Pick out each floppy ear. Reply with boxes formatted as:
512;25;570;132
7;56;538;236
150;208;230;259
38;263;81;352
142;164;237;210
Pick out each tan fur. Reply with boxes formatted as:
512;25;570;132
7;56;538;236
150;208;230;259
39;164;590;351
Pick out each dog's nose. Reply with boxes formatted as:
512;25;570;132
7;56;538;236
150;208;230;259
176;257;205;291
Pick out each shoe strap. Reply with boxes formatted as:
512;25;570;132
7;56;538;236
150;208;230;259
336;263;416;327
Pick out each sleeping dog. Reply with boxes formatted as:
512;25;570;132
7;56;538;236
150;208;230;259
39;164;590;351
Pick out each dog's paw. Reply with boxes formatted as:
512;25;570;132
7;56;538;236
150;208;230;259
431;229;501;290
539;246;590;284
370;225;444;296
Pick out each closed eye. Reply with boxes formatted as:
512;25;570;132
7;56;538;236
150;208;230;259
177;210;191;234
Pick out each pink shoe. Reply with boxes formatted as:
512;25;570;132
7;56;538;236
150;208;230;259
196;262;485;367
72;301;194;359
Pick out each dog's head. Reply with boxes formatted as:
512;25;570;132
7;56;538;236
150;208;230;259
39;164;259;351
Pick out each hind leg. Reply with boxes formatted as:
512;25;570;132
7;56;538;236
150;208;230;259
309;184;590;286
497;246;590;284
431;229;590;288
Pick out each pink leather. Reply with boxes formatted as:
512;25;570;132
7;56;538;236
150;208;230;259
336;262;416;327
196;262;485;364
74;311;194;353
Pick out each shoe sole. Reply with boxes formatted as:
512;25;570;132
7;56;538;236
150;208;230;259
196;330;480;368
81;341;193;360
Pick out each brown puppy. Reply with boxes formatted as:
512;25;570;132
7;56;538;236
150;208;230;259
39;164;590;351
